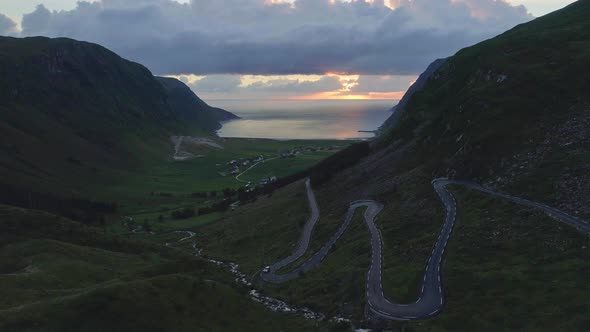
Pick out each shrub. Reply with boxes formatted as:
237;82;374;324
171;207;195;220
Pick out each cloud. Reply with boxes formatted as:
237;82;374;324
187;74;344;99
242;76;342;94
190;75;242;93
351;75;417;93
16;0;532;75
0;13;18;35
21;5;52;36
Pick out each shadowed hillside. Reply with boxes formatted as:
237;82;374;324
157;76;238;132
198;2;590;330
0;204;331;332
0;36;235;194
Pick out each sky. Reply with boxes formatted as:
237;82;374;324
0;0;577;101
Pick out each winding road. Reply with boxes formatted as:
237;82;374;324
261;178;590;320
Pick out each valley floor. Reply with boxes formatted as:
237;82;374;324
0;137;353;332
196;174;590;331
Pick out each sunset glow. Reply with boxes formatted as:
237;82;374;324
240;74;325;86
293;90;405;101
292;73;409;100
165;72;412;101
327;73;360;91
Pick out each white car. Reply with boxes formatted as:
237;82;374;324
263;266;271;273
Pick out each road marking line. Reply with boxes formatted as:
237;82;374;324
261;178;590;321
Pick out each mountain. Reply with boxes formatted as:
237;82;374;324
380;58;447;132
376;0;590;180
198;1;590;330
157;76;238;132
0;36;235;193
0;37;338;332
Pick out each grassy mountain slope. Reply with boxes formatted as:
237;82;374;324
0;36;234;194
380;58;447;132
379;0;590;180
198;1;590;330
0;204;331;332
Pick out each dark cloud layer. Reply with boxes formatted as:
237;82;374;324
14;0;532;75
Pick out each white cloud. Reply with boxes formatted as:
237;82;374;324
241;76;342;93
188;74;343;99
191;75;242;93
351;75;417;93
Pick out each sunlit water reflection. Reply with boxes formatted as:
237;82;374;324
215;100;395;140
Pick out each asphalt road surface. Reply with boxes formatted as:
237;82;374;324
261;178;320;279
261;178;590;320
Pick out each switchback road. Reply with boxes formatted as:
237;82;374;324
261;178;590;320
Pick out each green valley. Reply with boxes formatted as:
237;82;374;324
2;1;590;331
0;35;353;331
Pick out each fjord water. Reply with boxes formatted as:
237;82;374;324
215;100;395;140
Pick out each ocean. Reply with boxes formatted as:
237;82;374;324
213;100;395;140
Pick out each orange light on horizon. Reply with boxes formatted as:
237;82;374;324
292;90;405;100
177;72;411;102
367;91;406;100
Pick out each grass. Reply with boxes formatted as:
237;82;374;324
196;180;311;274
130;2;590;329
197;147;590;330
407;187;590;332
239;151;336;183
84;138;347;215
4;2;590;329
0;131;349;330
0;274;330;332
108;212;222;236
378;1;590;180
198;193;371;319
265;209;371;321
196;166;442;320
0;204;336;331
150;213;222;233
